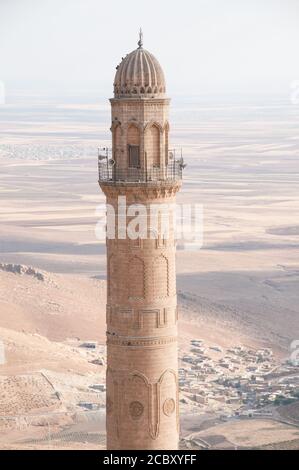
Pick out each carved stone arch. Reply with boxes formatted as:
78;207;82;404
147;86;152;94
153;254;169;298
128;371;158;439
127;122;140;145
144;120;163;134
129;370;151;386
140;86;145;94
145;122;162;169
126;122;141;168
158;368;177;384
126;118;142;129
128;255;145;299
125;372;150;427
126;371;150;423
158;369;179;431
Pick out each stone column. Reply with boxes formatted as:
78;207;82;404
101;182;180;450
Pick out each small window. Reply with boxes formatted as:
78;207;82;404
129;145;140;168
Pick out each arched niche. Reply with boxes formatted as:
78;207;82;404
145;123;161;169
128;256;145;299
127;124;140;168
152;254;168;298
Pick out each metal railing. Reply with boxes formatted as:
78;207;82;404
97;148;184;184
98;161;182;183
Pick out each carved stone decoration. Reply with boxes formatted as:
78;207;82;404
128;256;145;299
106;396;113;415
148;382;159;440
152;254;169;298
137;309;160;330
158;369;179;432
129;401;144;420
107;333;177;347
163;398;175;417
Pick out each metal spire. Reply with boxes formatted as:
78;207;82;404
138;28;143;48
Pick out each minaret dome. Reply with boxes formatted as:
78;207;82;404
113;33;166;98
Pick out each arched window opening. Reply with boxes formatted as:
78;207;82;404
127;124;140;168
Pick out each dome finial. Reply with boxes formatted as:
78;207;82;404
138;28;143;48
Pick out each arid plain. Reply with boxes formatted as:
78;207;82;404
0;91;298;449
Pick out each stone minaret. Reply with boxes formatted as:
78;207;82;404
98;32;182;450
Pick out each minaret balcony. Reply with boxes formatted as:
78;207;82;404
98;149;185;185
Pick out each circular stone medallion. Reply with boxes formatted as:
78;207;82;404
129;401;144;420
163;398;175;416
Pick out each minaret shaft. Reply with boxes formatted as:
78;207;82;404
103;186;180;449
99;40;182;449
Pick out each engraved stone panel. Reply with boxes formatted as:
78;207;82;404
138;309;160;329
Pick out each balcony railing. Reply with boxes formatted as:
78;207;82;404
97;148;184;184
98;161;183;184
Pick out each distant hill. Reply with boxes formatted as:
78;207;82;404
0;264;106;342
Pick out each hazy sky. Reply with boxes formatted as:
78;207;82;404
1;0;299;96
